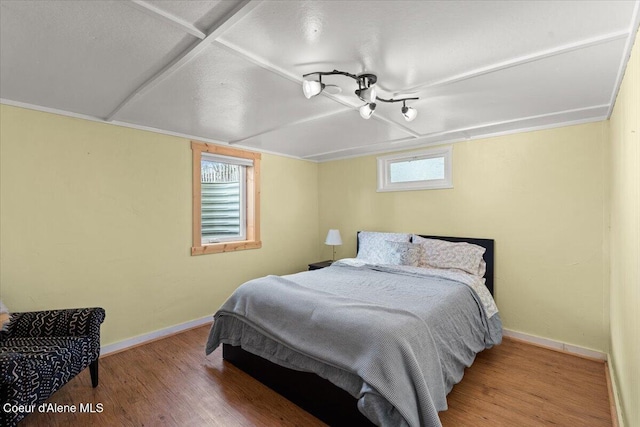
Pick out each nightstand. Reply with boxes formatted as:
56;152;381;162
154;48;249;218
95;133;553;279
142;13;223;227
308;260;333;271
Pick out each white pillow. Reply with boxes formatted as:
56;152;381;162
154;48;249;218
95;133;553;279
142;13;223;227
357;231;411;264
382;241;423;266
412;235;486;275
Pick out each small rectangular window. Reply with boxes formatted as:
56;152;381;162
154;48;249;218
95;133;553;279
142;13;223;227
200;155;248;243
377;146;452;192
191;141;261;255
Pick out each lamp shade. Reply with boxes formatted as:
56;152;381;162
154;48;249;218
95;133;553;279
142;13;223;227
303;80;324;99
359;103;376;119
357;86;377;103
402;106;418;122
324;229;343;246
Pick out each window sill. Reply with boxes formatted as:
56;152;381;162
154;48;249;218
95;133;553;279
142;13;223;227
191;240;262;256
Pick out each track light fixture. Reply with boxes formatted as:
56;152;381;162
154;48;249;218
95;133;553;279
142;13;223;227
302;70;418;122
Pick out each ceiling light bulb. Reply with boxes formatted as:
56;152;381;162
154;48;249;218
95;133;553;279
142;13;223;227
401;105;417;122
303;80;324;99
359;103;376;119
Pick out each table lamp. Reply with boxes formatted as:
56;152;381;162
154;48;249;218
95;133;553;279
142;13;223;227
325;229;343;262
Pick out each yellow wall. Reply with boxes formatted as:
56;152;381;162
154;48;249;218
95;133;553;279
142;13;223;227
608;29;639;427
319;122;609;352
0;104;320;346
1;38;638;421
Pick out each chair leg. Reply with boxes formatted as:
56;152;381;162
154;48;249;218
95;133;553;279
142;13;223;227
90;360;99;388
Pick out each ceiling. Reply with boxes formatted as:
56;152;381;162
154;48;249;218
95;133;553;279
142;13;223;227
1;1;639;162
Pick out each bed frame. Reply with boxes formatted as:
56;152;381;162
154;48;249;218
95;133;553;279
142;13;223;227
222;234;495;426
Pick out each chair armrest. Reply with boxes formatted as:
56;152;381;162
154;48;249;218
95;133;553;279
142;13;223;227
5;308;106;340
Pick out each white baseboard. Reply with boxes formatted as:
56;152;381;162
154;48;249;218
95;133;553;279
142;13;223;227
101;322;608;361
100;322;607;362
502;328;607;361
607;359;625;427
100;315;213;356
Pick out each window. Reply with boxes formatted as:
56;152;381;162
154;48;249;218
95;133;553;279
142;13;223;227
191;141;261;255
377;146;453;192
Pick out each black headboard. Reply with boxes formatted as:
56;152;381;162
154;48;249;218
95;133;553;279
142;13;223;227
356;232;495;295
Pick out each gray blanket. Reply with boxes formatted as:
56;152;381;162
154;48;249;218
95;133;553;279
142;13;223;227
206;263;502;427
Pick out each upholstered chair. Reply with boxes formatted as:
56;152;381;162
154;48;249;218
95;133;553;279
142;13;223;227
0;307;106;426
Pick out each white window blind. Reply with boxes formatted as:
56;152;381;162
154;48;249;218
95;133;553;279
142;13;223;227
202;153;254;167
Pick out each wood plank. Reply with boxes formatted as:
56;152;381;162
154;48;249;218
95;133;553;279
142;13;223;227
19;327;613;426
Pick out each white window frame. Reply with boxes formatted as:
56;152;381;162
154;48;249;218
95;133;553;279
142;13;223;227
200;153;248;244
377;146;453;192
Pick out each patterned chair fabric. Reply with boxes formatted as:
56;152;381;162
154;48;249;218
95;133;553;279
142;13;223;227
0;308;105;426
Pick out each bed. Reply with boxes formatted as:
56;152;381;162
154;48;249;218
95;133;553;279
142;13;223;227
206;232;502;427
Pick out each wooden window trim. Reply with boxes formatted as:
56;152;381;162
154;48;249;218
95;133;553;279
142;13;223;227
191;141;261;256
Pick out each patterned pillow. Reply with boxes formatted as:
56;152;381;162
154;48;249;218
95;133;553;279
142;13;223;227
381;241;423;266
412;235;486;275
356;231;411;264
477;259;487;277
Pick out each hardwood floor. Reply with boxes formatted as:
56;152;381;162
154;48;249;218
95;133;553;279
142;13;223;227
20;325;613;426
